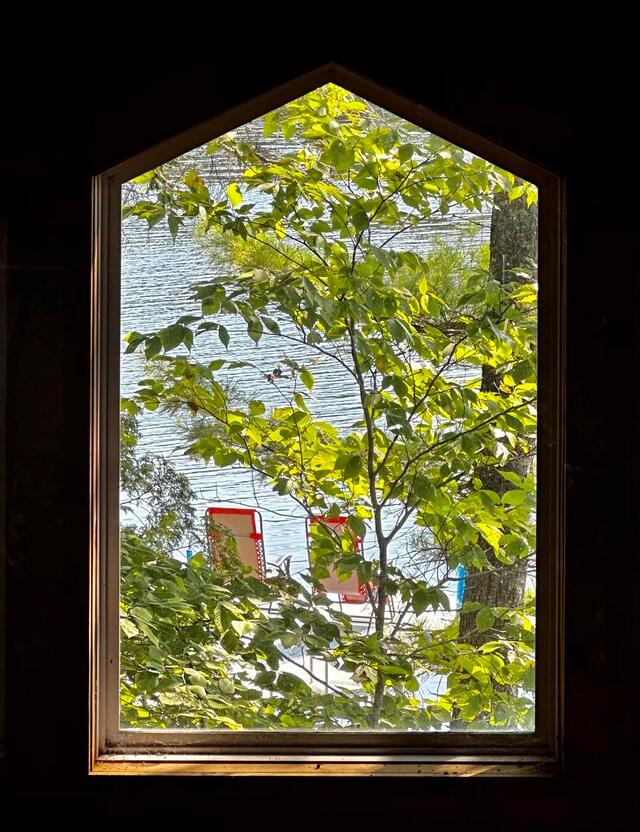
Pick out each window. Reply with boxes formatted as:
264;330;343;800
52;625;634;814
90;64;564;774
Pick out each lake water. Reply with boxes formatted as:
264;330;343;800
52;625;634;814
120;137;493;580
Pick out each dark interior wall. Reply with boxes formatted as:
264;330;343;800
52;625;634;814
1;50;639;825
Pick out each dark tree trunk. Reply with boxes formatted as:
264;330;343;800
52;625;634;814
453;184;538;721
456;463;530;650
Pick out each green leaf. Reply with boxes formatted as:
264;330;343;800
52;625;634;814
183;170;205;191
132;170;155;185
434;589;450;611
280;633;301;649
347;514;366;539
226;182;243;206
120;618;139;638
351;205;370;232
343;454;363;480
295;368;312;392
388;318;412;344
263;110;280;138
500;471;526;488
167;212;181;239
231;620;249;636
363;391;382;409
502;489;528;506
130;606;153;623
426;295;441;318
138;622;159;647
189;685;207;700
366;291;385;317
123;333;145;354
218;678;235;695
248;400;266;416
144;336;162;359
412;588;430;616
281;119;297;141
522;666;536;690
247;317;263;344
476;607;495;632
397;143;415;162
293;392;308;412
324;139;355;173
412;475;436;501
218;325;230;348
262;316;281;336
504;536;528;560
253;670;276;687
159;324;185;352
378;664;410;677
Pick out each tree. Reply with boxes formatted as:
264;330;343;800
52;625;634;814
121;83;538;730
120;398;204;557
119;395;379;730
452;185;538;727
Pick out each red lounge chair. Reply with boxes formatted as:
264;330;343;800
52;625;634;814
306;515;369;603
205;506;266;579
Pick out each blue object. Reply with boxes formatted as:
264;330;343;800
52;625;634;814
456;565;466;606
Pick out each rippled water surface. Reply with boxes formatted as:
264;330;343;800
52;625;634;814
121;136;492;576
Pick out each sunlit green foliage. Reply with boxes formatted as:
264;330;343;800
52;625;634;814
120;83;537;731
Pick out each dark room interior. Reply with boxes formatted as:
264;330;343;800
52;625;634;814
1;45;638;827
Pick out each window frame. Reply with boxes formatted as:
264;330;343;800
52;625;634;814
89;62;565;776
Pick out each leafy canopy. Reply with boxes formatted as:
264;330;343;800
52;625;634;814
120;83;537;732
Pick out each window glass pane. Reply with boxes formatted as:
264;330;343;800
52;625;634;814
119;83;537;733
